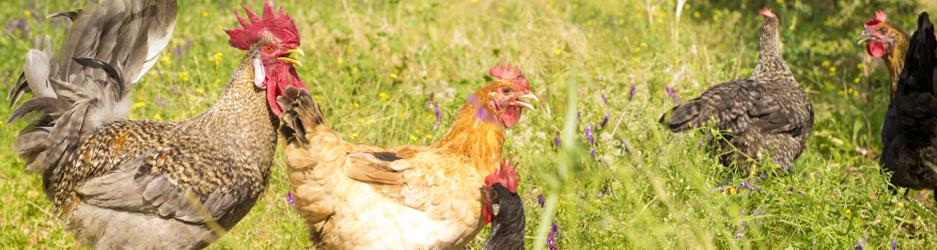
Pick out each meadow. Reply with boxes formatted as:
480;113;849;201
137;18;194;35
3;0;937;249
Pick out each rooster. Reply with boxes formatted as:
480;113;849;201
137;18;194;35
859;10;911;146
880;12;937;200
278;64;538;249
7;1;306;248
659;8;814;170
482;160;525;250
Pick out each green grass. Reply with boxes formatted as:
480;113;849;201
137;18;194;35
3;0;937;249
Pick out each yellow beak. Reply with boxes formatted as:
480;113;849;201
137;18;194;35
277;48;304;67
514;93;539;110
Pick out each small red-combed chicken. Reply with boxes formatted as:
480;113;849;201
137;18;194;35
482;160;524;250
660;8;813;170
278;64;538;249
859;10;910;146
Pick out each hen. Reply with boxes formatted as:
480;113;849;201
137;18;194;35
7;1;306;248
860;10;911;146
660;8;813;170
880;12;937;199
278;64;538;249
482;160;525;250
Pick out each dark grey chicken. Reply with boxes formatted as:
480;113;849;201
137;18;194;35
7;1;307;248
881;12;937;199
659;8;813;170
482;183;525;250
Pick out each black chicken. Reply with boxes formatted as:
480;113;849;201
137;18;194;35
659;8;814;171
880;12;937;199
483;183;525;250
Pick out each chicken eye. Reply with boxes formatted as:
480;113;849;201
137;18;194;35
879;27;886;33
501;88;512;95
261;45;275;54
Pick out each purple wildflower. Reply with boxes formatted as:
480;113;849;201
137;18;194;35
585;125;595;145
599;113;609;129
553;134;561;148
697;139;704;149
665;86;680;104
537;194;559;250
735;232;744;239
892;238;897;250
547;222;559;250
600;94;607;106
590;149;597;158
285;192;295;205
855;236;866;250
739;178;762;192
433;102;441;125
628;84;636;101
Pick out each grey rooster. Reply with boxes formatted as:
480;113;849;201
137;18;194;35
7;1;307;248
880;12;937;200
659;8;814;171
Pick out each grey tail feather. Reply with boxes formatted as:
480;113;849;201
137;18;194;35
278;87;325;147
46;9;81;21
663;99;707;132
7;0;177;174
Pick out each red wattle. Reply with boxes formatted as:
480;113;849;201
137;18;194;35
265;63;308;117
867;41;886;58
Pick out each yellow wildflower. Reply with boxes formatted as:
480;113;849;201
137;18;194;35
161;54;172;66
821;60;830;67
195;87;204;95
154;113;163;121
390;73;398;80
693;11;700;18
409;135;418;142
379;92;389;101
210;52;223;65
898;202;905;209
24;11;31;18
132;102;146;110
202;12;208;17
179;72;190;82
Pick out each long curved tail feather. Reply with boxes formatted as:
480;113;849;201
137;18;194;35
7;0;177;174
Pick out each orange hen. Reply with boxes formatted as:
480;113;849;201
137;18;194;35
278;64;537;249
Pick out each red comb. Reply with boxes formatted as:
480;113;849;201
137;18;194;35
489;63;531;91
225;0;300;50
865;10;887;28
485;159;520;193
759;8;775;19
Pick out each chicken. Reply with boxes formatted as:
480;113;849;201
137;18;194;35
6;1;306;248
659;8;814;170
277;64;538;249
880;12;937;199
859;10;911;146
482;160;524;250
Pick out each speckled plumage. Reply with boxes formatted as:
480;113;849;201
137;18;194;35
660;9;813;170
881;12;937;196
6;1;290;248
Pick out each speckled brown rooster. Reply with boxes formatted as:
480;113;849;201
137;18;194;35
6;1;306;248
277;64;537;249
660;8;814;170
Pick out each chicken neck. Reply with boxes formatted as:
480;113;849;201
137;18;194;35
179;53;278;159
752;18;795;85
433;95;505;175
883;28;910;102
